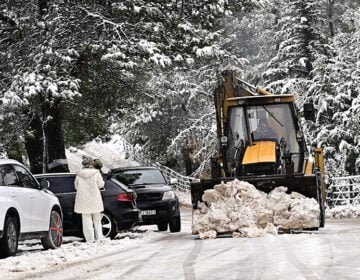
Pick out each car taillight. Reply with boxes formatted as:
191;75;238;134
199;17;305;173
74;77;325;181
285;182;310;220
116;193;136;201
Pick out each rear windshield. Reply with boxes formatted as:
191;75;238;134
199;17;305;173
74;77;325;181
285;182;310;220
112;169;166;185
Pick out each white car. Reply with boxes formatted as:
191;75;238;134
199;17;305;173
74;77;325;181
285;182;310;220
0;159;63;258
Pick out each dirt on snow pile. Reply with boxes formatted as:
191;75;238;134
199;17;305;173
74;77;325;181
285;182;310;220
192;179;320;239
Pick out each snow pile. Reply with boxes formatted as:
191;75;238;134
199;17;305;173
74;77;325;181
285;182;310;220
192;179;320;239
326;205;360;219
1;231;159;280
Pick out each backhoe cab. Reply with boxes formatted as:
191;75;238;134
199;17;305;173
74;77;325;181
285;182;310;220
220;96;305;178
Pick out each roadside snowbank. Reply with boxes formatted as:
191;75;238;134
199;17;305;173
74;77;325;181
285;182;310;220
1;231;159;280
192;179;320;239
326;205;360;219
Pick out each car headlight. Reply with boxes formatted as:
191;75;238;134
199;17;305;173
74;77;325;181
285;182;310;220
162;190;175;200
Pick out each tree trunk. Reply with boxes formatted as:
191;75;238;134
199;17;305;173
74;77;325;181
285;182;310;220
182;146;193;176
327;0;335;38
25;100;69;174
45;100;69;173
25;115;44;174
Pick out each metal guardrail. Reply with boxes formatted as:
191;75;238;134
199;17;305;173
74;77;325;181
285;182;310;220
327;175;360;207
154;163;195;192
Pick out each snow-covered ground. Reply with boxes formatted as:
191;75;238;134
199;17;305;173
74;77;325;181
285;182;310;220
1;231;158;280
2;135;360;278
326;205;360;219
2;198;360;280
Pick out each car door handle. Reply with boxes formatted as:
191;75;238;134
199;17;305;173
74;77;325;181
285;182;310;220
10;192;16;197
29;194;34;198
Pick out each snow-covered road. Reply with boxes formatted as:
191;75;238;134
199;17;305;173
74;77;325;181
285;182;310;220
2;139;360;279
2;206;360;280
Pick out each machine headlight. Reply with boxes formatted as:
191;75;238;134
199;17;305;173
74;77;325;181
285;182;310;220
162;190;175;200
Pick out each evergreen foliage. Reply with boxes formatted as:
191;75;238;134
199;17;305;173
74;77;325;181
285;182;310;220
0;0;359;176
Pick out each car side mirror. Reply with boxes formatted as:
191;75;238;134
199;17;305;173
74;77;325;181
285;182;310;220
303;103;315;122
39;179;50;190
170;178;178;185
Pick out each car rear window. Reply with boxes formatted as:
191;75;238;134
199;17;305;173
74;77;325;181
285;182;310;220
44;176;76;194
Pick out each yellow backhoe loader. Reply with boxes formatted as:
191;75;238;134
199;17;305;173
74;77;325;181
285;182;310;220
191;70;326;229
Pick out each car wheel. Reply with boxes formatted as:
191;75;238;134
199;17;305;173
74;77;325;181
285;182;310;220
169;216;181;233
41;210;63;250
157;222;168;231
101;213;117;239
0;216;19;258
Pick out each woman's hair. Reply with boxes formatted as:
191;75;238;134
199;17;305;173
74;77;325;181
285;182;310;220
82;155;94;168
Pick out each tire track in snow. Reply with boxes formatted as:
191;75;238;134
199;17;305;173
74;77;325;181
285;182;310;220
183;239;203;280
234;238;268;280
281;236;320;280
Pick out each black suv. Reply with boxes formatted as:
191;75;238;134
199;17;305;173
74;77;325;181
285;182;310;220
35;173;142;239
108;166;181;232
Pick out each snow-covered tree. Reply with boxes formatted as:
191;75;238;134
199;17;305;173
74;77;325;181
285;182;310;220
0;0;262;172
117;0;262;175
309;4;360;176
1;0;359;177
264;0;330;96
0;1;82;172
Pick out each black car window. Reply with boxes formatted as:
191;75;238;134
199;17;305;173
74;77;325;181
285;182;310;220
45;176;76;194
113;169;166;185
14;165;38;189
0;164;20;187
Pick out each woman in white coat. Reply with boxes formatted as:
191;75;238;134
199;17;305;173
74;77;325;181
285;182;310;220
74;155;105;242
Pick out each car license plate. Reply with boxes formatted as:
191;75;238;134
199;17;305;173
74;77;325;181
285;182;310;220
141;210;156;216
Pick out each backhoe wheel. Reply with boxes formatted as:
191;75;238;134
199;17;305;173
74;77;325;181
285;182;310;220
169;216;181;233
157;222;168;231
0;216;19;258
41;210;63;250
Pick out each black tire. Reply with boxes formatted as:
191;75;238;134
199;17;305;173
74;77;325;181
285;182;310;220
169;216;181;233
41;210;63;250
157;222;168;231
0;216;19;258
101;213;117;239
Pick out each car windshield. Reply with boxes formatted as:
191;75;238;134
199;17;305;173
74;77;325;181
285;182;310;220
112;169;166;185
